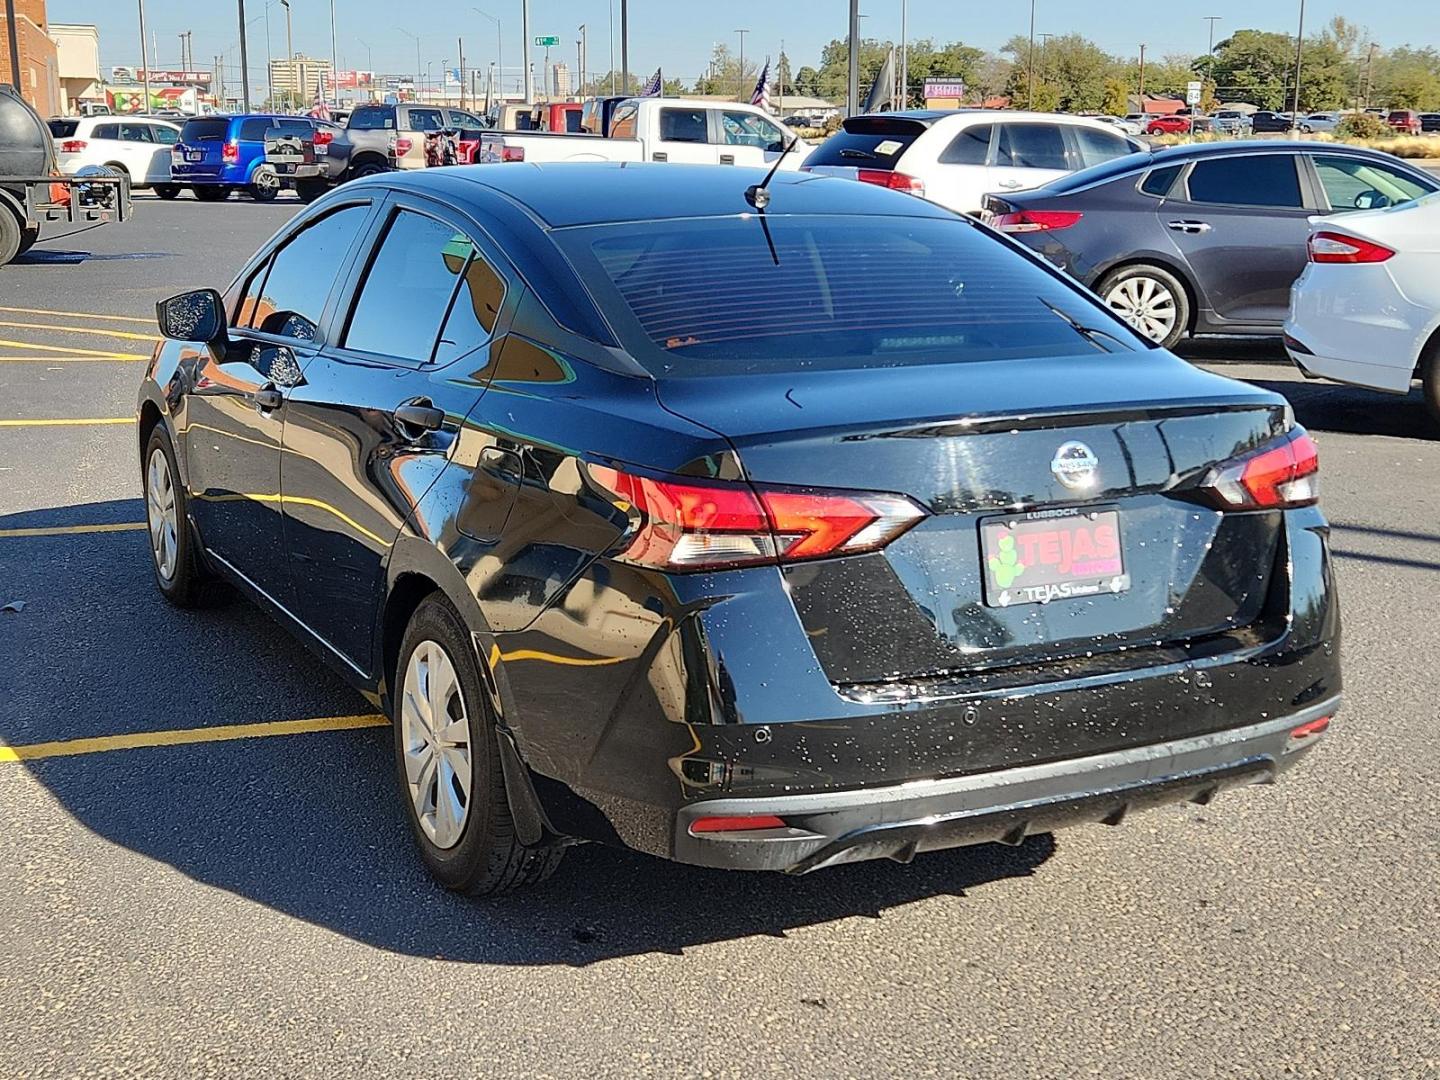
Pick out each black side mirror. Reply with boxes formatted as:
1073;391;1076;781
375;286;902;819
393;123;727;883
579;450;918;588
156;288;227;345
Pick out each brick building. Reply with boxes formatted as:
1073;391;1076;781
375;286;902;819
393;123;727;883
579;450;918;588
2;0;61;116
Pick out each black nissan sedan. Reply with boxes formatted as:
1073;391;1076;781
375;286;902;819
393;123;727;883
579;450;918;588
137;163;1340;894
984;141;1438;349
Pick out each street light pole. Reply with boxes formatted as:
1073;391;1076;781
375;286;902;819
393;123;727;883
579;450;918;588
397;27;420;102
1290;0;1306;127
1027;0;1037;109
5;0;21;91
735;28;748;101
280;0;293;108
845;0;858;115
329;0;338;106
620;0;628;93
474;10;501;103
137;0;152;111
899;0;908;110
237;0;252;111
522;0;532;102
578;23;585;92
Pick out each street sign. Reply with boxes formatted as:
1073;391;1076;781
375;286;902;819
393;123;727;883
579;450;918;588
534;35;560;47
1186;80;1203;106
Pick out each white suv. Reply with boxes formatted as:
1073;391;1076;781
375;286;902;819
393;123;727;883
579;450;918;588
802;110;1144;215
49;116;184;197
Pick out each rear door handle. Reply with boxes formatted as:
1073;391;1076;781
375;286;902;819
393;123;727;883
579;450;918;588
719;153;736;165
254;386;284;411
393;400;445;434
1167;220;1213;234
997;179;1023;189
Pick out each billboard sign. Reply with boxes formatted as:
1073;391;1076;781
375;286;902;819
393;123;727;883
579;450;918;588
334;70;374;90
923;79;967;99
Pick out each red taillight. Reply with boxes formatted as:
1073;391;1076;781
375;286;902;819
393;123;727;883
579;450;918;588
393;137;413;156
856;169;924;196
222;141;239;163
1308;230;1394;265
689;815;787;835
991;210;1084;234
1201;430;1320;511
313;129;334;147
586;465;926;571
500;145;526;162
59;139;87;153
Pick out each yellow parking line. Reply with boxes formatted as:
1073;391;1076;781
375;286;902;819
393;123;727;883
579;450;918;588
0;355;150;363
0;713;389;763
0;338;150;360
0;418;134;427
0;522;146;538
0;305;154;326
0;320;161;342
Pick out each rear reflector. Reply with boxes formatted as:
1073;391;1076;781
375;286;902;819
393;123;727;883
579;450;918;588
1200;429;1320;511
1286;716;1331;752
856;169;924;196
991;210;1084;234
1308;230;1394;264
587;465;926;572
689;815;787;835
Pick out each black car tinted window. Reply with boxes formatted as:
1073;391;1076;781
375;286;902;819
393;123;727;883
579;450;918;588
995;123;1068;170
344;209;479;363
408;108;445;132
348;106;395;130
48;119;78;138
1139;164;1182;196
179;118;229;142
806;117;926;170
238;117;272;142
436;254;505;364
238;205;370;340
659;108;708;143
276;119;313;138
938;124;992;166
1185;155;1303;207
557;215;1141;376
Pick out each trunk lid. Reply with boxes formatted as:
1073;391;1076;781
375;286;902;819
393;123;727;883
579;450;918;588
656;354;1290;685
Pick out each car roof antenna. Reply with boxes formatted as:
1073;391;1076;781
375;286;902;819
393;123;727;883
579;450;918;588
745;135;801;211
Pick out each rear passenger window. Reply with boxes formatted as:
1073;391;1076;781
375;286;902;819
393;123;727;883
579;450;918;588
938;124;992;166
119;123;154;142
994;124;1068;170
152;125;179;145
1140;164;1182;197
92;123;119;140
1185;155;1303;208
1071;127;1133;168
610;104;638;139
659;108;709;143
343;210;494;363
408;109;445;132
238;205;370;340
238;118;272;142
348;107;394;130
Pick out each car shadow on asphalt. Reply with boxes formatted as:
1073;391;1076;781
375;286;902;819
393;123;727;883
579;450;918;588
1;499;1056;966
1245;378;1437;440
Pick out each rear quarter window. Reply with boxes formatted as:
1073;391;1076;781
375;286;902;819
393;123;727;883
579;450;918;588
806;117;928;171
238;118;273;142
48;119;78;138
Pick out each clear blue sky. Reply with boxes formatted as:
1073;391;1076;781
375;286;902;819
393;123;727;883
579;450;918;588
50;0;1440;88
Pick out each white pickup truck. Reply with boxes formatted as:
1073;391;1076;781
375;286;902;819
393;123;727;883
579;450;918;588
477;98;810;169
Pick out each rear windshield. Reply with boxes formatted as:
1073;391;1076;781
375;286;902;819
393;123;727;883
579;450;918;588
348;106;395;130
805;117;928;171
1043;150;1151;194
48;119;78;138
555;215;1141;376
180;118;230;142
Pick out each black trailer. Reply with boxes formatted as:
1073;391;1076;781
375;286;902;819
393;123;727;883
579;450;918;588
1;84;131;265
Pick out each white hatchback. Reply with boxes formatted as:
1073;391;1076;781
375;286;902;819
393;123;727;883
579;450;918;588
49;116;183;196
1285;190;1440;424
801;110;1144;215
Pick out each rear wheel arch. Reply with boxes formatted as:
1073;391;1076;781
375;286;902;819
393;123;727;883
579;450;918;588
380;572;444;709
137;400;165;465
1094;254;1201;334
1419;326;1440;426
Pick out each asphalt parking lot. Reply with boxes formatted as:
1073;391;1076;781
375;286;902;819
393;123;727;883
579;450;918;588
1;191;1437;1079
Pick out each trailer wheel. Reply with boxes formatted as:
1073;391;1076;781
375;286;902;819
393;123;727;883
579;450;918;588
16;224;39;256
0;209;21;266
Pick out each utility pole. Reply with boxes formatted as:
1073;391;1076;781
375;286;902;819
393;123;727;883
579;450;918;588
1038;32;1053;93
329;0;338;106
735;29;748;101
620;0;628;93
1027;0;1037;109
578;23;585;93
1138;42;1147;98
458;36;465;108
608;0;614;93
899;0;908;109
281;0;293;108
846;0;859;115
137;0;152;113
522;0;532;102
214;53;223;105
1204;16;1221;65
1290;0;1306;127
473;10;501;103
778;37;784;116
5;0;21;91
237;0;252;111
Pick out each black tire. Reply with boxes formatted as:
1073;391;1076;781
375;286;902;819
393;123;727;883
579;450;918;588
249;167;281;202
142;426;210;607
1421;338;1440;428
347;159;387;180
192;185;228;202
153;184;181;200
294;177;328;203
0;209;21;265
1095;263;1191;350
15;224;39;256
393;595;564;896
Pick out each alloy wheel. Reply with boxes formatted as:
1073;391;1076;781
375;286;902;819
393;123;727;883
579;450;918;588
400;640;473;850
1104;275;1179;343
146;446;179;581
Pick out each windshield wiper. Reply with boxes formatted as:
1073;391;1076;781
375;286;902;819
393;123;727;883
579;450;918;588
838;147;878;161
1040;299;1140;353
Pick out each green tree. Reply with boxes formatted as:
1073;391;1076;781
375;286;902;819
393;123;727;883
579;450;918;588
793;64;820;97
1002;32;1114;112
1101;76;1128;115
1209;29;1296;108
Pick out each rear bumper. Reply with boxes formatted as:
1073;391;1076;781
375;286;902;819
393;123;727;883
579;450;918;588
1284;266;1427;394
673;698;1338;873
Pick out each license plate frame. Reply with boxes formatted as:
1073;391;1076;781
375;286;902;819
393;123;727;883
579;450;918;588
185;151;204;162
979;506;1129;608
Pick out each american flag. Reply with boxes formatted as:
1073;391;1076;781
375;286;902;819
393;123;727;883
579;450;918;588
308;74;331;121
750;58;771;112
639;67;663;97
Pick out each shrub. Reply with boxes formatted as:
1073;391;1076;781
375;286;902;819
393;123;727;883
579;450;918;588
1337;113;1390;140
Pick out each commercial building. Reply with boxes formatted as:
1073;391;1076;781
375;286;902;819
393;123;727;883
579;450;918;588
48;23;101;114
1;0;61;116
550;61;571;100
268;53;332;106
